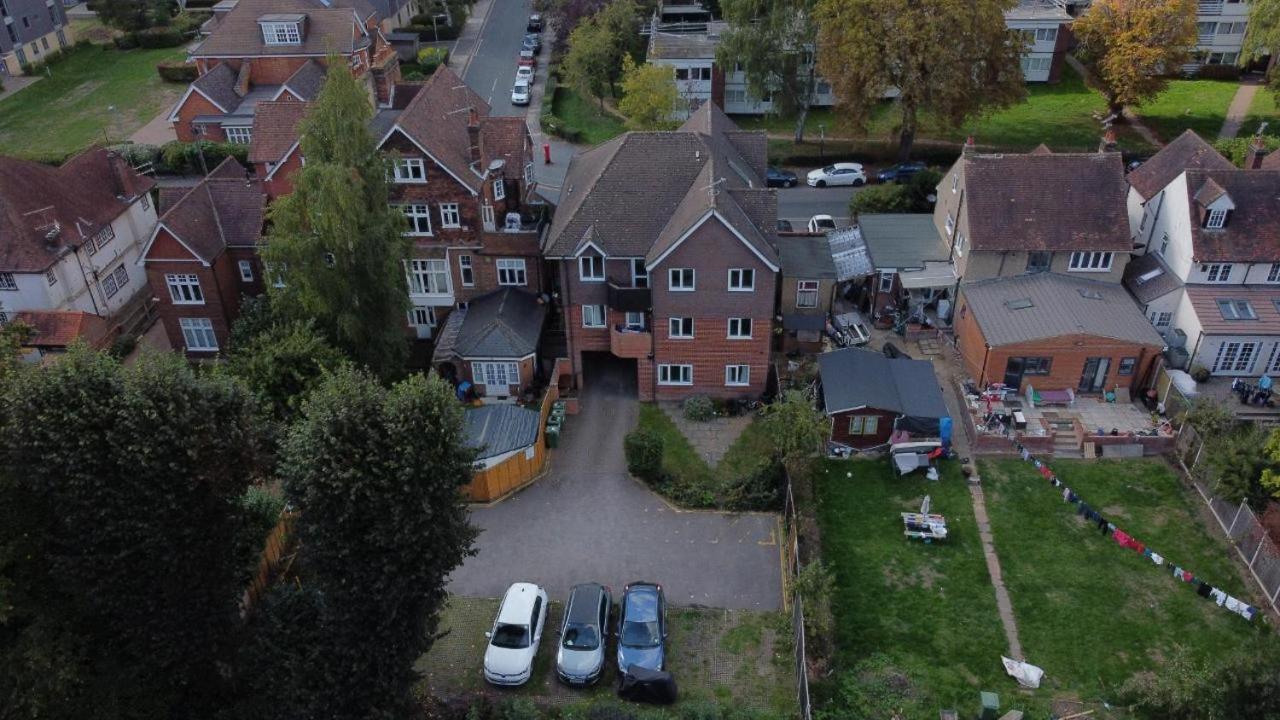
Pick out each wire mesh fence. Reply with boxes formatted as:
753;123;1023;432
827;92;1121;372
783;478;812;720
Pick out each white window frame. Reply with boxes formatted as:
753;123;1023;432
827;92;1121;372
581;304;605;328
878;271;894;293
725;364;750;387
45;269;56;286
657;364;693;386
179;317;218;352
165;273;204;304
524;161;535;186
1201;263;1232;283
439;203;461;228
1213;341;1258;373
955;231;966;258
406;259;449;295
102;264;128;299
624;311;646;329
402;204;433;235
496;258;527;286
392;157;426;183
481;202;495;230
631;259;648;288
472;360;521;388
728;268;755;292
459;254;474;287
409;306;437;328
848;415;880;435
238;260;254;282
727;317;752;339
579;255;604;282
1068;251;1114;272
1206;208;1228;229
1268;263;1280;283
796;280;819;308
668;316;694;338
224;126;252;145
1217;298;1256;320
492;178;506;201
668;268;695;291
260;20;301;45
1151;311;1172;328
944;213;955;237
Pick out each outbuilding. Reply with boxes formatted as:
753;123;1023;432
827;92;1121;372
817;347;950;449
462;403;544;501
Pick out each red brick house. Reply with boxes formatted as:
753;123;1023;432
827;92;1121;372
247;99;309;199
139;158;267;357
374;65;544;341
542;102;780;401
171;0;399;143
817;348;949;450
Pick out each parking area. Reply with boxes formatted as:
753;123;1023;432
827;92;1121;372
445;358;784;611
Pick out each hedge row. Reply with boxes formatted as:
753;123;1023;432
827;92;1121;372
156;62;199;82
114;26;187;50
109;141;250;176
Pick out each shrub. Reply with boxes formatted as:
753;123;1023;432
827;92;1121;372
497;698;542;720
624;428;664;481
850;184;913;214
135;26;186;48
401;67;425;81
156;61;198;82
417;46;449;73
724;457;785;511
1190;365;1211;383
1213;135;1280;167
109;333;137;360
113;32;140;49
1197;64;1242;81
682;394;715;422
159;140;248;175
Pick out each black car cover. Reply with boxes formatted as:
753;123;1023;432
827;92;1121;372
617;666;678;704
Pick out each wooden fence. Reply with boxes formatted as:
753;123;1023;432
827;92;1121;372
462;363;566;502
240;510;298;616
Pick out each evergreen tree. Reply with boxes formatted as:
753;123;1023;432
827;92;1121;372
262;61;412;380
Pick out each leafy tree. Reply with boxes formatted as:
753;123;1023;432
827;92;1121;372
1242;0;1280;92
618;54;680;129
1204;424;1276;507
261;61;412;380
224;320;349;423
717;0;820;142
1257;428;1280;501
1123;643;1280;720
560;0;639;107
761;389;828;461
265;367;477;719
546;0;608;50
814;0;1026;161
1073;0;1199;115
96;0;167;32
0;349;260;720
851;169;942;214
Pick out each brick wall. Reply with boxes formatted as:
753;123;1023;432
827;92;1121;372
145;230;235;357
258;149;303;200
173;91;228;143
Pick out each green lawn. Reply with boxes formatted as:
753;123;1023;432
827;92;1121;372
0;44;186;162
549;87;628;146
634;403;776;509
814;460;1011;714
1132;79;1241;142
1244;86;1280;137
980;458;1269;711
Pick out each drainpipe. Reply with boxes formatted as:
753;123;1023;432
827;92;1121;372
71;246;102;316
1189;330;1205;373
979;343;992;387
562;261;577;388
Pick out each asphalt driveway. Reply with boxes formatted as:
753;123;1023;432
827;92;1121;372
446;358;784;610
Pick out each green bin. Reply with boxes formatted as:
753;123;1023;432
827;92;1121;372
545;424;560;448
978;692;999;720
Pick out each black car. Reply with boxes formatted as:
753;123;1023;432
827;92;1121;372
766;166;797;188
527;13;543;32
777;219;794;232
876;161;927;184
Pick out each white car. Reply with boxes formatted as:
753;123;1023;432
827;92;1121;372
484;582;548;686
516;65;534;83
511;80;531;106
807;214;837;233
806;162;867;187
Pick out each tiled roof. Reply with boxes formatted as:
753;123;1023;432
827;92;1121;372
281;59;326;100
961;272;1164;347
248;100;308;163
191;62;241;111
479;116;529;181
1127;130;1234;200
387;65;490;192
960;149;1131;252
1122;252;1182;304
1183;169;1280;262
435;288;546;360
1262;150;1280;170
193;0;368;58
13;310;113;349
544;102;778;267
154;157;266;263
0;148;155;272
1186;285;1280;335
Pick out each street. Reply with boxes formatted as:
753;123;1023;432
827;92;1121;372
776;184;864;228
458;0;534;117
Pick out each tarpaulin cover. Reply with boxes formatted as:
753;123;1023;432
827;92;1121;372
618;667;678;704
1001;656;1045;689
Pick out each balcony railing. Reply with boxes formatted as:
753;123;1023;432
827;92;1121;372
610;325;651;359
606;279;651;312
1199;0;1225;13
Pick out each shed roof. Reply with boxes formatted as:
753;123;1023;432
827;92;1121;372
1122;252;1182;304
12;310;113;349
817;348;948;418
778;235;837;279
961;273;1164;347
464;403;540;460
858;213;950;270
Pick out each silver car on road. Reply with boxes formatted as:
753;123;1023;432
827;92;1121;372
556;583;612;686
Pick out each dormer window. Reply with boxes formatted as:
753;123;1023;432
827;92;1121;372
1206;207;1228;229
259;15;304;45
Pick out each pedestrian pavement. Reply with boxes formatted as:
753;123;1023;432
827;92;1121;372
659;402;754;466
1220;79;1262;139
129;105;177;145
0;75;40;104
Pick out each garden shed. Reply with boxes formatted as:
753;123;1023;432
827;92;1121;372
462;403;544;502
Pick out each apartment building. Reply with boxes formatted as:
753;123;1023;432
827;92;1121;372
0;0;72;77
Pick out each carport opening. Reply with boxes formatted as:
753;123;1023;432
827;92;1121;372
580;352;638;397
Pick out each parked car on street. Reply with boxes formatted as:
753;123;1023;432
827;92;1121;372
516;65;534;83
527;13;543;31
511;80;531;106
766;166;798;188
807;214;836;233
518;49;536;66
806;162;866;187
617;582;666;674
556;583;612;686
484;582;548;686
876;161;927;184
524;33;542;52
777;219;794;232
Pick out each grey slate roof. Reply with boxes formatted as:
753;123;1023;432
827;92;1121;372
281;59;326;100
191;62;241;112
817;348;949;418
436;288;545;360
1122;252;1182;304
827;226;872;281
858;213;950;270
779;235;837;279
961;273;1165;347
464;404;540;460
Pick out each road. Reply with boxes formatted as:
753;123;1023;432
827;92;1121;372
776;184;865;228
458;0;534;117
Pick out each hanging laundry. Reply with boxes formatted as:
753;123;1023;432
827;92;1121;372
1182;571;1193;583
1223;596;1253;620
1113;529;1132;547
1132;541;1145;554
1142;548;1153;559
1062;488;1071;502
1021;448;1031;461
1150;552;1163;566
1209;588;1227;607
1034;459;1043;469
1171;565;1181;579
1039;466;1052;479
1197;582;1213;599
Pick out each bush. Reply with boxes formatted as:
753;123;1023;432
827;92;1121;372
540;112;582;142
135;26;186;48
624;428;664;481
1213;135;1280;167
1190;365;1211;383
417;46;449;73
724;457;785;511
851;184;913;214
1197;64;1242;81
159;140;248;175
113;32;140;49
682;394;715;422
156;61;198;82
109;333;137;359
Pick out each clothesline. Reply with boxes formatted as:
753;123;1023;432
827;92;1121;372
991;420;1259;624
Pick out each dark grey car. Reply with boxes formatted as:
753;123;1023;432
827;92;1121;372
556;583;612;686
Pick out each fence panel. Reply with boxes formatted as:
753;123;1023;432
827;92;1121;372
783;474;813;720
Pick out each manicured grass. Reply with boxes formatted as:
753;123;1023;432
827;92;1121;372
634;403;776;509
550;87;628;146
1244;86;1280;137
1133;79;1241;142
814;459;1012;713
980;458;1270;708
0;44;186;162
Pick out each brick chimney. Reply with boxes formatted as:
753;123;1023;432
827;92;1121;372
1245;131;1270;169
234;62;251;97
962;135;976;156
1098;128;1117;153
467;106;481;164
